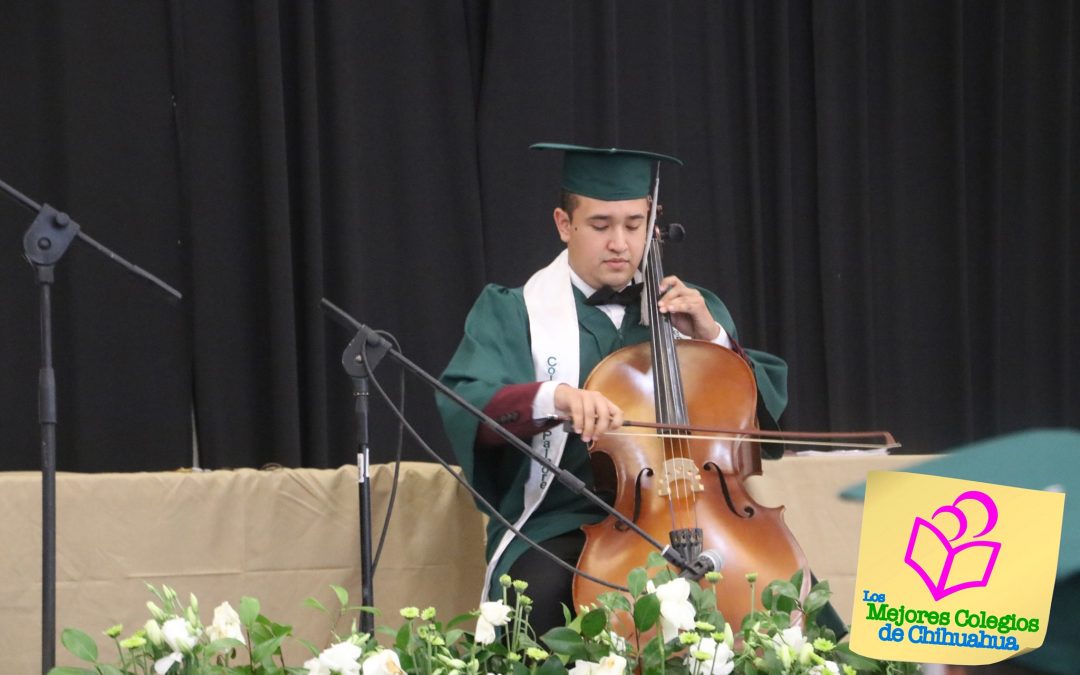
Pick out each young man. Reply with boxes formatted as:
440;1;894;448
437;143;788;634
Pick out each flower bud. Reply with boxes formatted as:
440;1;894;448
695;621;715;632
507;653;522;662
185;605;198;627
188;593;199;615
146;601;167;621
745;572;758;583
512;580;529;593
400;606;420;619
679;632;701;646
813;637;835;652
162;585;178;603
498;575;513;588
119;636;147;650
525;647;549;661
144;620;164;647
103;624;123;638
705;571;722;583
421;607;436;621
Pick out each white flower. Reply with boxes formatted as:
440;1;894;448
606;630;628;654
474;599;512;646
302;641;364;675
772;624;812;666
361;648;404;675
687;637;735;675
594;654;627;675
153;652;183;675
478;600;513;627
206;601;245;644
777;625;806;650
653;577;696;641
568;661;597;675
568;656;627;675
809;662;841;675
474;616;497;645
160;617;199;653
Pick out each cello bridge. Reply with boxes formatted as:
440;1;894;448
657;458;703;496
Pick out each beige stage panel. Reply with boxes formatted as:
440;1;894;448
0;454;921;671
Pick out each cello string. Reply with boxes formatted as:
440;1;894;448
647;228;696;532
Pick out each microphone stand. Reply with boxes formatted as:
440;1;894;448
339;327;387;634
1;177;181;672
319;299;702;583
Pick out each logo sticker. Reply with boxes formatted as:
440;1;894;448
849;471;1065;665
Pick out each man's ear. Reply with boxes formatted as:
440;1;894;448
553;208;572;243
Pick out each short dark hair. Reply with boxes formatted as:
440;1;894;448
559;190;581;216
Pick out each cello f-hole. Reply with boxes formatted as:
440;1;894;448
615;467;654;531
702;462;755;518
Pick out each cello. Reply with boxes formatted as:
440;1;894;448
572;172;812;631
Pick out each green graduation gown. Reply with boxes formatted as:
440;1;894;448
437;281;788;599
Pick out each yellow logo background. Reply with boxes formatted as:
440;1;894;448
849;471;1065;665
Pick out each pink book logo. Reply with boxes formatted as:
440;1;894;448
904;490;1002;601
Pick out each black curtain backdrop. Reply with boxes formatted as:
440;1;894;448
0;1;1076;473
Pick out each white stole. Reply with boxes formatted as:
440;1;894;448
480;250;580;599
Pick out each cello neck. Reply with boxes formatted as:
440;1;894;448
642;183;688;428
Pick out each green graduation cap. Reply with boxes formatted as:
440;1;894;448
842;429;1079;673
531;142;683;201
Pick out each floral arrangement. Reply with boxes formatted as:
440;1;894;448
50;556;919;675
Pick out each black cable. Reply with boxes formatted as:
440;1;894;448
360;335;628;594
369;330;404;572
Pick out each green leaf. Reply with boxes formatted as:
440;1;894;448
394;622;411;651
303;596;329;614
331;584;349;608
297;637;320;656
540;627;587;661
205;637;245;655
239;596;261;627
789;567;805;591
61;628;98;663
646;551;668;568
760;585;774;610
46;668;93;675
769;580;799;600
628;567;648;597
639;636;665;673
804;588;831;616
599;592;631;613
444;628;464;645
834;643;884;672
536;655;568;675
445;612;475;630
95;666;125;675
579;608;607;640
252;633;288;662
633;592;660;632
510;662;530;675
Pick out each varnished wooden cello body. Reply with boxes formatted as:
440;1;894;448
571;177;811;630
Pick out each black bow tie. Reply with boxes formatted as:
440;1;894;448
585;282;643;307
